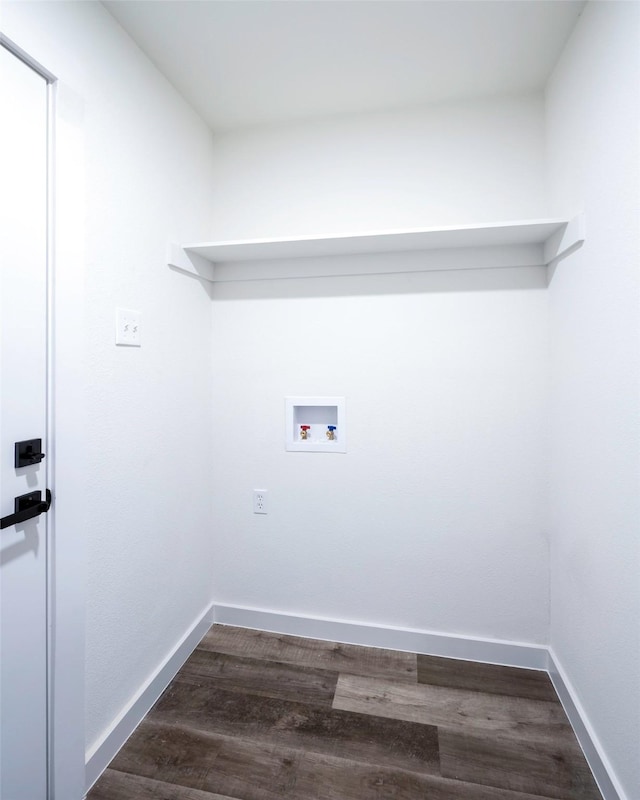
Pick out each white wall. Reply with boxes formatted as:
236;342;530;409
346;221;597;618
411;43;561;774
546;3;640;799
209;95;551;646
209;94;547;239
2;0;217;760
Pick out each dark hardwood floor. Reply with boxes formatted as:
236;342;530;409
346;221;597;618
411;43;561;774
88;625;602;800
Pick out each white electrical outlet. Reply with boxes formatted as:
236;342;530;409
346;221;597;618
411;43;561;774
253;490;268;514
115;308;141;346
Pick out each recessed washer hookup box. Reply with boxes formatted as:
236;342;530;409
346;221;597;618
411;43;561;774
285;396;346;453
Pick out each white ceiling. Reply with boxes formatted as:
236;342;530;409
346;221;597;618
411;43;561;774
103;0;585;133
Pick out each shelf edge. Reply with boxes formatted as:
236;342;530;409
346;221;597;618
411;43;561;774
182;217;570;253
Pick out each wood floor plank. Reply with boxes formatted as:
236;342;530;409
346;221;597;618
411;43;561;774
108;721;560;800
439;728;602;800
333;674;573;744
198;625;417;682
150;678;440;775
88;768;239;800
417;654;559;702
292;749;563;800
108;720;224;791
113;721;300;800
177;648;338;707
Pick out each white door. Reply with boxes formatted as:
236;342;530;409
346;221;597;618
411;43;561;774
0;43;50;800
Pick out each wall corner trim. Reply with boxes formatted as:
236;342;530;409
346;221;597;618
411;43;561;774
84;603;215;793
547;648;629;800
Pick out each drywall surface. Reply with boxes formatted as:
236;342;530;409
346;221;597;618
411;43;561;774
208;93;551;646
208;94;547;239
546;2;640;798
2;0;216;759
210;265;550;644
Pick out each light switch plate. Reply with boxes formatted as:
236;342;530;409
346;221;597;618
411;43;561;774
115;308;141;346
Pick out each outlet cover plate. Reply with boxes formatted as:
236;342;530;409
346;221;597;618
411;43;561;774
253;490;268;514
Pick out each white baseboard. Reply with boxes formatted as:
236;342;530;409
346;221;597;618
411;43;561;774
212;603;548;669
84;603;214;793
547;649;628;800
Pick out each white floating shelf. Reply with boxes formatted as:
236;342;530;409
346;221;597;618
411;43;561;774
168;215;584;282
